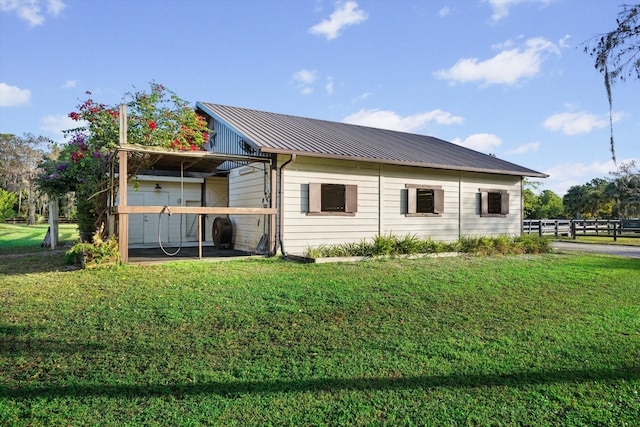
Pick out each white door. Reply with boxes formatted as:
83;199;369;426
128;191;171;245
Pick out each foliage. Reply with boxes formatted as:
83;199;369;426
530;189;565;219
563;178;616;219
585;3;640;159
36;132;107;198
65;227;121;268
0;188;17;220
304;234;551;258
0;133;50;223
35;82;211;236
610;159;640;218
523;178;542;218
0;254;638;425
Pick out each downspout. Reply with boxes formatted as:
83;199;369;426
520;177;524;236
458;171;462;239
278;154;297;257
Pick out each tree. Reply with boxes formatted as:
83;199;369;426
531;190;565;219
610;160;640;218
585;3;640;160
35;83;211;239
0;188;17;220
563;179;617;219
564;185;587;219
523;179;542;218
0;133;49;224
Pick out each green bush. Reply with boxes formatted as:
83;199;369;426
65;229;121;268
304;234;552;258
0;188;17;220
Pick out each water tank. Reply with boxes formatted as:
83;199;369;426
212;217;233;249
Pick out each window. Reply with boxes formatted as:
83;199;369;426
406;185;444;216
479;189;509;217
308;183;357;216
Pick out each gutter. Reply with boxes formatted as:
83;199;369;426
278;154;296;257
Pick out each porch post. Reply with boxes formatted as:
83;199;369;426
118;104;129;264
48;198;59;249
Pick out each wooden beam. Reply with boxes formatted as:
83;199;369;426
118;104;129;264
116;206;276;215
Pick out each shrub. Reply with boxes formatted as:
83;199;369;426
303;234;552;258
65;227;121;268
0;189;17;220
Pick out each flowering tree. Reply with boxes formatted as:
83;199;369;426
36;82;211;239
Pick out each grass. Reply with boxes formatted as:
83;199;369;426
553;234;640;246
1;241;639;425
305;234;551;258
0;223;79;256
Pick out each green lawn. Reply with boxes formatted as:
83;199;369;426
1;245;638;426
0;223;79;256
553;234;640;246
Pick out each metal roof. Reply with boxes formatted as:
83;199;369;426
196;102;548;178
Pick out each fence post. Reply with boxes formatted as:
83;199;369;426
614;221;618;242
538;220;543;237
571;220;576;240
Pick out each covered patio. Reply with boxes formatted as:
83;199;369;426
114;143;276;264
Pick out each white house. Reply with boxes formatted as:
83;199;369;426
115;103;547;262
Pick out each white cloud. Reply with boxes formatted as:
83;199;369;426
40;113;84;141
506;141;540;154
61;79;78;89
541;159;621;196
452;133;502;152
292;69;317;94
540;156;640;196
484;0;553;23
352;92;372;104
543;110;622;135
434;36;561;86
438;6;454;17
325;77;334;95
293;69;317;85
309;1;368;40
47;0;64;15
0;0;66;27
343;108;463;133
0;82;31;106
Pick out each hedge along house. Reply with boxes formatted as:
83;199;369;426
186;102;548;258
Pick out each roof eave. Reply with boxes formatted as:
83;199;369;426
261;147;549;178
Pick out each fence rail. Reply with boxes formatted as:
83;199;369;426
524;219;640;241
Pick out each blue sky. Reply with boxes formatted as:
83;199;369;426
0;0;637;196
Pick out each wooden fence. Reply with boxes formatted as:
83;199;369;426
524;219;640;241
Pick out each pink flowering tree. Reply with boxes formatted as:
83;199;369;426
36;82;211;239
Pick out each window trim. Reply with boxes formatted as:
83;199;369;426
308;183;358;216
479;188;509;217
406;184;444;217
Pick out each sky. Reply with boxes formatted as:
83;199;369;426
0;0;637;196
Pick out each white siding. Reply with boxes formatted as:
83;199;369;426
228;163;270;252
127;176;202;246
381;166;460;242
280;157;380;255
276;156;525;255
459;172;522;237
204;176;228;243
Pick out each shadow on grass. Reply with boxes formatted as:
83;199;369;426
3;367;638;399
0;250;78;275
0;324;106;355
